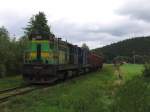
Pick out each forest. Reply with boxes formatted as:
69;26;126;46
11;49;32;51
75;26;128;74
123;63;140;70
0;26;28;77
94;36;150;63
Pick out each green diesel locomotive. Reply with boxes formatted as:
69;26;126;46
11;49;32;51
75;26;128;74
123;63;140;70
23;35;103;83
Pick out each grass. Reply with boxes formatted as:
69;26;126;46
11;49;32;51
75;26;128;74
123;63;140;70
0;75;24;91
112;64;150;112
0;64;149;112
121;64;144;80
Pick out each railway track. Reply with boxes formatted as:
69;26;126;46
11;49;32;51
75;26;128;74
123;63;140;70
0;85;46;104
0;84;30;94
0;77;82;104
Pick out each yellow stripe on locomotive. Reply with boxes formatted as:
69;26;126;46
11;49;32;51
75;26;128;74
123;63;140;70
24;39;69;65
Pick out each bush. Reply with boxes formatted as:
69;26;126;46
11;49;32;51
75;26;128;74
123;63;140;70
112;76;150;112
0;64;6;77
143;63;150;77
0;26;28;77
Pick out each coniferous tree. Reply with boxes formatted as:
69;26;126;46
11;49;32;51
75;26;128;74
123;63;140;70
25;12;53;39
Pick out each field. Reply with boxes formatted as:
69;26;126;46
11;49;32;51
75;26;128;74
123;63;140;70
0;64;150;112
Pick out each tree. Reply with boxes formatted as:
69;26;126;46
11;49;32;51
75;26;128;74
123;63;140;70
18;36;29;64
82;43;89;50
0;26;29;77
0;26;10;77
143;61;150;77
0;26;9;40
25;12;53;39
93;36;150;63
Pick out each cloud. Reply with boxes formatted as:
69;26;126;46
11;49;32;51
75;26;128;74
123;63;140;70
84;19;150;37
117;0;150;22
2;13;150;49
1;0;150;49
51;20;128;48
0;11;30;37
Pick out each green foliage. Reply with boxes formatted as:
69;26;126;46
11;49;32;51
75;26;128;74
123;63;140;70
0;26;9;39
121;64;144;80
113;56;128;63
25;12;53;39
143;63;150;77
0;26;28;77
0;64;6;77
0;75;24;91
94;36;150;63
0;27;10;77
112;76;150;112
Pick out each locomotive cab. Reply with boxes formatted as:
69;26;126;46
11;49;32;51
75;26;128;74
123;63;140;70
24;39;56;64
23;37;58;83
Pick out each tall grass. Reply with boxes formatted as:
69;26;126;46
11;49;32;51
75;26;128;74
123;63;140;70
121;64;144;80
143;63;150;77
112;76;150;112
0;64;149;112
0;65;116;112
0;75;24;90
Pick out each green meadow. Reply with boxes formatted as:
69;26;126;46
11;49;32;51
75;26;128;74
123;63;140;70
0;64;150;112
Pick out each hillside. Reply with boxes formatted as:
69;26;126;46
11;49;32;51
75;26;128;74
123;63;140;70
94;36;150;63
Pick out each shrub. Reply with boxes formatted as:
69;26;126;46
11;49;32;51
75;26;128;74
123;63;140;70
0;64;6;77
143;63;150;77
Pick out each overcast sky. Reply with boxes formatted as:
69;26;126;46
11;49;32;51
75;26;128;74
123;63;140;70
0;0;150;49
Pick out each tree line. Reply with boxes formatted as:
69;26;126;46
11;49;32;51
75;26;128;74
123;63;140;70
0;26;28;77
93;36;150;63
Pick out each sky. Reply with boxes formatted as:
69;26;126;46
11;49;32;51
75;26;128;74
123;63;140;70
0;0;150;49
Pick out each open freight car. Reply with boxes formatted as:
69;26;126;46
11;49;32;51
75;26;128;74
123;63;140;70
23;35;103;84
